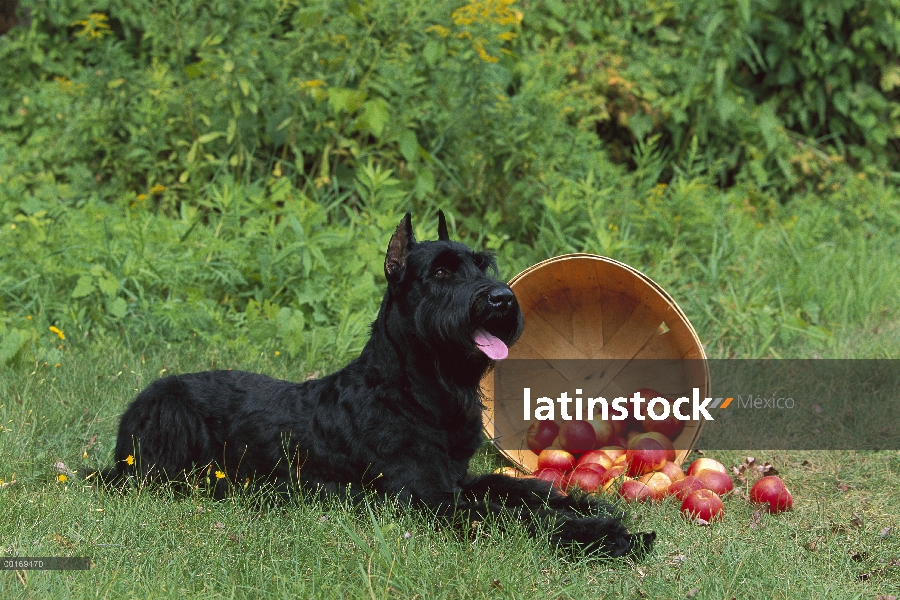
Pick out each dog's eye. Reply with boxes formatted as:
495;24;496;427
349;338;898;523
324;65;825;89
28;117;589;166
433;267;450;279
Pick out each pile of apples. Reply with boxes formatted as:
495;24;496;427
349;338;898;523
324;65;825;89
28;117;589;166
521;389;793;524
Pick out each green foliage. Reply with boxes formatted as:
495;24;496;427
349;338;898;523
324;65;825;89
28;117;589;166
526;0;900;190
0;0;898;366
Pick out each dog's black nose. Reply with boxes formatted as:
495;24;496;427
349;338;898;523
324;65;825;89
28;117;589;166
488;288;516;311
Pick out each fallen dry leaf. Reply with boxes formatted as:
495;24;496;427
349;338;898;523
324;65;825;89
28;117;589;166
879;527;891;538
749;510;763;529
55;461;76;477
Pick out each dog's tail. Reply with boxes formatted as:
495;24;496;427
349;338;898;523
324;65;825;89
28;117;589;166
456;473;655;558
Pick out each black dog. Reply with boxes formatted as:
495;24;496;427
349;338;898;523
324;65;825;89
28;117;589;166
96;211;654;557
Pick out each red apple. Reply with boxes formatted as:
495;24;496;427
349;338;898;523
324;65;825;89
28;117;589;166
537;449;575;472
599;446;626;463
658;460;685;483
696;469;734;496
638;389;686;440
610;418;627;436
577;450;613;472
686;458;728;477
565;468;605;493
637;471;673;501
608;434;628;448
558;420;596;454
749;476;793;513
586;417;615;448
526;419;560;454
533;468;566;488
599;465;627;491
634;432;676;462
574;462;606;477
668;475;706;500
681;489;725;523
625;428;642;444
618;478;653;503
625;435;667;476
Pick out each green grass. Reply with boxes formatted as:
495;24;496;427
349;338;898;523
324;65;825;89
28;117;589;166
2;345;899;598
2;0;900;596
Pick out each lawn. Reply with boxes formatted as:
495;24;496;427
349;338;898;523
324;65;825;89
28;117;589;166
1;346;899;597
2;0;900;597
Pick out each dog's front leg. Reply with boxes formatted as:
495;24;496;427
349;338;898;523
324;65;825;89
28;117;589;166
457;474;655;558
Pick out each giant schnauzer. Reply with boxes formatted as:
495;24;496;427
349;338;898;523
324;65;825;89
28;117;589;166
96;211;654;558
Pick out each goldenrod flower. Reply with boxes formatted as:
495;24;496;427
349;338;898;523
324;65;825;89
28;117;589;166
149;184;167;195
125;455;135;466
425;25;450;37
72;13;111;39
136;194;147;201
297;79;327;89
49;326;65;340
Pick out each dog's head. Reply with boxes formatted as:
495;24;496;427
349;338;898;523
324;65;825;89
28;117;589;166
383;211;523;365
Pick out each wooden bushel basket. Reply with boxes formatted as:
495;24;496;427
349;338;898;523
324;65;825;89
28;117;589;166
481;254;710;472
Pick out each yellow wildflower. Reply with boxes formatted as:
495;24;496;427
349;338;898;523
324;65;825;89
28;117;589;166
473;39;498;63
125;455;135;466
55;77;74;93
149;184;167;195
298;79;327;89
58;474;68;483
136;194;148;201
72;13;111;40
425;25;450;37
215;471;226;479
275;350;281;356
49;326;65;340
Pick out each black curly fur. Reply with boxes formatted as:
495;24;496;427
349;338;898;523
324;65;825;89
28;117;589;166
94;211;654;558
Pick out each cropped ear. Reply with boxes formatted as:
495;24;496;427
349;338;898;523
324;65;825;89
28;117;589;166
437;210;450;241
385;212;415;283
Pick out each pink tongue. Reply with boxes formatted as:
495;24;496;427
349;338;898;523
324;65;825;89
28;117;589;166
473;328;509;360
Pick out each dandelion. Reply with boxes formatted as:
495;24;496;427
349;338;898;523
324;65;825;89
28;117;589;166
57;474;68;483
49;326;65;340
55;363;61;368
27;315;32;320
275;351;280;356
72;13;111;40
215;471;226;479
125;454;134;466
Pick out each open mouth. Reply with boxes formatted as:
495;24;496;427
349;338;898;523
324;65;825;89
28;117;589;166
472;327;509;361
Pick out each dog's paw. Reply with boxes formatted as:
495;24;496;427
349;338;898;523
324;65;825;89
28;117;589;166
551;515;655;558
